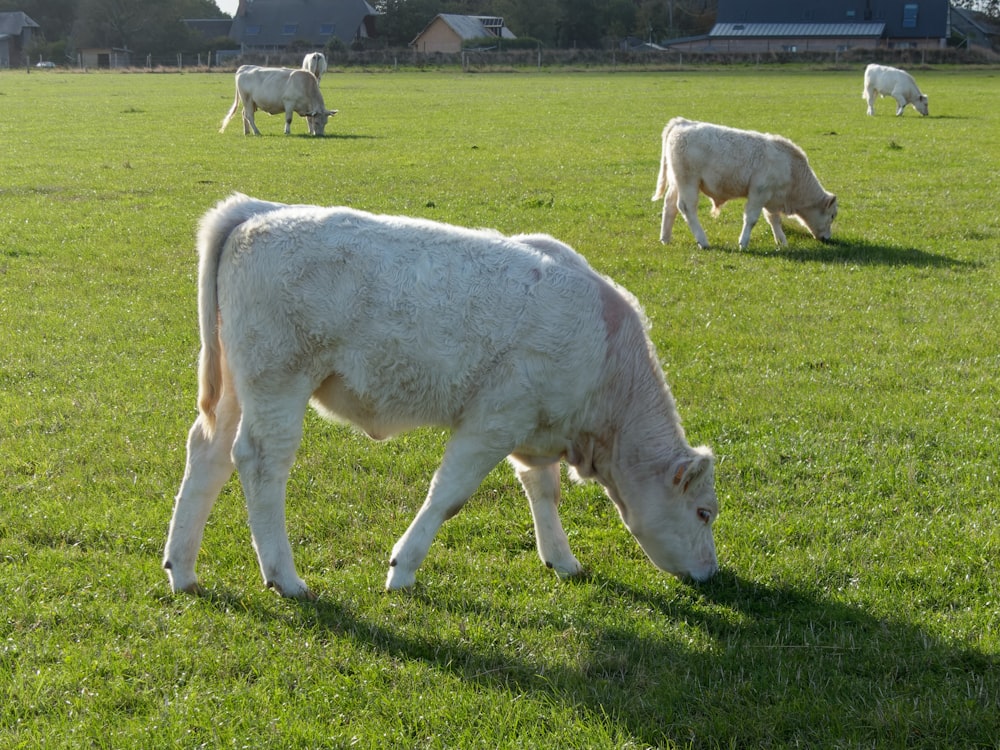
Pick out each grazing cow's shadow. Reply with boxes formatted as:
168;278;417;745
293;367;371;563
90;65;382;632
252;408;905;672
717;236;981;269
203;567;999;746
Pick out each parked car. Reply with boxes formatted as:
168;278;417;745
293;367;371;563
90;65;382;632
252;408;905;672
35;61;56;68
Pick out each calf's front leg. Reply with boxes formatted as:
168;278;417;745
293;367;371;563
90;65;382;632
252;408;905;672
676;185;710;249
386;433;509;590
510;457;583;578
763;208;788;247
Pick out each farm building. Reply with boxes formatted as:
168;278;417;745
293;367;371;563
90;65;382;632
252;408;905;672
227;0;377;52
0;11;39;68
77;47;132;69
668;0;952;53
411;15;517;54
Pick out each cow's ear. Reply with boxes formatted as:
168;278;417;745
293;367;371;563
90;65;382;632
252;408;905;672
671;447;714;493
825;194;837;210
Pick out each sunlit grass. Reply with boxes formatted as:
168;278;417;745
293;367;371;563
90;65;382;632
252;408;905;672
1;66;998;748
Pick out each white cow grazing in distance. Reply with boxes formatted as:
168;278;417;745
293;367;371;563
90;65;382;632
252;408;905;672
219;65;337;136
163;193;721;599
302;52;328;81
863;64;929;116
652;117;838;250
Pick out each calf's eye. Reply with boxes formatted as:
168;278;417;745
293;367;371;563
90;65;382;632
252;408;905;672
697;508;712;524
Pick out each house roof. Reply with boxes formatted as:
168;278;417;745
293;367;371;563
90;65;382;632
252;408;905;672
710;22;886;38
415;14;517;44
229;0;377;48
714;0;949;39
0;11;40;37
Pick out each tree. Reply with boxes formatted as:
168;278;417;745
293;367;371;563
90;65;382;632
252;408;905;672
953;0;999;20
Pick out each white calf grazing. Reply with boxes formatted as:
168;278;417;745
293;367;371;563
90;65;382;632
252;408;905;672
302;52;328;81
652;117;837;250
219;65;337;136
863;64;928;116
164;193;720;599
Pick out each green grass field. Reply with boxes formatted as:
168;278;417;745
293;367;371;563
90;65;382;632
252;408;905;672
1;66;998;748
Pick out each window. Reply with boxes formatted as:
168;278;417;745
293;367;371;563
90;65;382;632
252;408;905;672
320;23;335;35
902;4;918;28
283;23;298;35
246;24;261;35
846;10;856;19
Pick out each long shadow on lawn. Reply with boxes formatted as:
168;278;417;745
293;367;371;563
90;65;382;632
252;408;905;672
717;237;982;269
270;569;998;747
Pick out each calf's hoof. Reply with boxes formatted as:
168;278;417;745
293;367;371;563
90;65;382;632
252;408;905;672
266;577;316;601
385;561;416;591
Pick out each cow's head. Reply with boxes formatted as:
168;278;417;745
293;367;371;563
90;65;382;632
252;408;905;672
306;109;338;137
915;95;929;116
608;445;719;582
796;192;838;243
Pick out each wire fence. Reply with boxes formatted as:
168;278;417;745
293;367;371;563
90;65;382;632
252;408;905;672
53;43;1000;73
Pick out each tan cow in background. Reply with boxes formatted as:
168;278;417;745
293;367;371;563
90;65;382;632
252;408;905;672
653;117;837;250
219;65;337;136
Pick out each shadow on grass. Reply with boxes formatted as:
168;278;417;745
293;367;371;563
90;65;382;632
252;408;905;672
215;568;999;747
717;237;982;269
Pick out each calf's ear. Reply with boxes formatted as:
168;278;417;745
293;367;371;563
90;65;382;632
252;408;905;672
671;448;714;493
825;194;837;210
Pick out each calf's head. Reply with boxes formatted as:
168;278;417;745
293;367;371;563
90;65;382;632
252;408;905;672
795;193;838;242
915;95;929;116
612;445;719;582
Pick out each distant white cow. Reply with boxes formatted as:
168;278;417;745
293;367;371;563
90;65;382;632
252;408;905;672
301;52;328;81
652;117;838;250
219;65;337;136
863;64;929;116
163;193;720;599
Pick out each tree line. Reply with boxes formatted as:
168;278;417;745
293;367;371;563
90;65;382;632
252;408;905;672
4;0;720;63
5;0;996;64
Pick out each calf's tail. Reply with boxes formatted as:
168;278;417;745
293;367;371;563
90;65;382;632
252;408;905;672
651;130;672;202
219;88;240;133
195;193;288;436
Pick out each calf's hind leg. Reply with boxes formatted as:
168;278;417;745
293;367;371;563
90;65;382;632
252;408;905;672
659;184;680;244
164;386;241;594
232;378;315;599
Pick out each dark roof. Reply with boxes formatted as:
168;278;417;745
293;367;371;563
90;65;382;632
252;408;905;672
715;0;949;39
0;11;40;37
230;0;377;48
183;18;235;40
711;22;886;39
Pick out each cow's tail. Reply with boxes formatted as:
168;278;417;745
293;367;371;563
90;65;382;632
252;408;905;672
219;87;240;133
195;193;288;436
